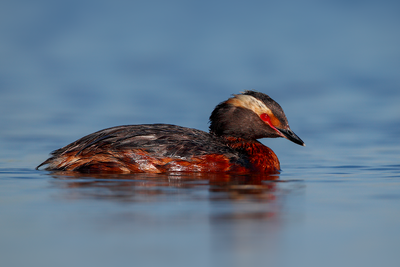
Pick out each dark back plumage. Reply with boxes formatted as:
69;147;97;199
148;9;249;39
37;124;246;171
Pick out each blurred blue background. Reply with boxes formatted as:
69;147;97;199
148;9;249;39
1;1;400;267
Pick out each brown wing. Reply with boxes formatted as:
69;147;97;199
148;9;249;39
37;124;247;173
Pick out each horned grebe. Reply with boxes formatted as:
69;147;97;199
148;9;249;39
37;90;304;173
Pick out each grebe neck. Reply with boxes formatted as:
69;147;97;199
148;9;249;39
221;136;280;173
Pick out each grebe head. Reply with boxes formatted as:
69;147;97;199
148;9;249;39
209;90;305;146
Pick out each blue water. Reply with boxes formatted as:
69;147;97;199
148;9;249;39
1;1;400;266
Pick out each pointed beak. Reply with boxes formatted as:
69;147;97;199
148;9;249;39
276;128;305;146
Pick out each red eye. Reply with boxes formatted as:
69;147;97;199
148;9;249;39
260;113;271;123
260;113;281;134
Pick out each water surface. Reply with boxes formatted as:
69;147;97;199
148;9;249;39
1;1;400;267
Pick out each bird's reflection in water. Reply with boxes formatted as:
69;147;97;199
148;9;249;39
49;172;279;201
48;172;302;222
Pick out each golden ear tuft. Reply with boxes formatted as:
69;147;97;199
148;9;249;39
227;94;273;117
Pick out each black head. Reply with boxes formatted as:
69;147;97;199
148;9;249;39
209;90;305;146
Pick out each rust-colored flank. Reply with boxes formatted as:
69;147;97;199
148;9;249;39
37;90;304;174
